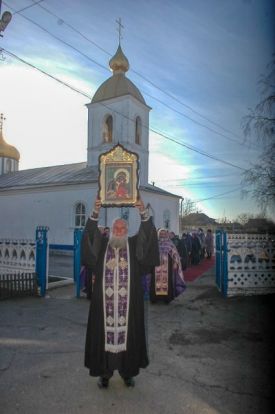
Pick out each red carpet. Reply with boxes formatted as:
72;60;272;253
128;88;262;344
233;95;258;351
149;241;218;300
184;256;215;282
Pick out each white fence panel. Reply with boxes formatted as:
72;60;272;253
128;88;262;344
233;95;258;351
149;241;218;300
227;234;275;296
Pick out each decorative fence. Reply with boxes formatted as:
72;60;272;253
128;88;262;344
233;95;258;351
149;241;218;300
216;231;275;297
0;272;38;299
0;227;49;298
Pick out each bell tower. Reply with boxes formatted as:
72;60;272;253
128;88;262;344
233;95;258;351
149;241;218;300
86;24;151;186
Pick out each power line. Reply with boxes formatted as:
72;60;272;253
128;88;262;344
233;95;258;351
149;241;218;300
13;0;44;15
1;47;248;173
2;49;91;98
193;187;243;203
141;90;258;149
32;0;247;144
3;0;253;150
153;173;239;182
2;1;108;72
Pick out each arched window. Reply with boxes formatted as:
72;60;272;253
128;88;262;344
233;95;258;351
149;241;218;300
6;159;12;173
103;115;113;143
135;116;142;145
75;202;86;227
163;210;171;229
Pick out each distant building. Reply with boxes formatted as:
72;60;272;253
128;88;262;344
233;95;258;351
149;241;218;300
181;212;217;233
0;44;180;244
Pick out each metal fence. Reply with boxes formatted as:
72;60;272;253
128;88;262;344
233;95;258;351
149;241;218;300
216;230;275;297
0;272;38;299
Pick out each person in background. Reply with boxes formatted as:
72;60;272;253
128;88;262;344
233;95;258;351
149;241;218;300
150;228;186;304
81;197;159;389
198;228;206;261
205;229;214;259
191;232;201;265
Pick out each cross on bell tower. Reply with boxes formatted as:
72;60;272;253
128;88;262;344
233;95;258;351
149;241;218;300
0;113;6;132
116;17;124;45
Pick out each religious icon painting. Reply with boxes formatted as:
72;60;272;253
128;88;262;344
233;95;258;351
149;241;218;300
98;143;140;207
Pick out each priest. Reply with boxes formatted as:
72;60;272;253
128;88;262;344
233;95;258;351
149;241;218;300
82;197;159;388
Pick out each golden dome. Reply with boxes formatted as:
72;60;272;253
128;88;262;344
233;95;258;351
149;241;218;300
109;45;129;74
92;44;146;105
0;129;20;161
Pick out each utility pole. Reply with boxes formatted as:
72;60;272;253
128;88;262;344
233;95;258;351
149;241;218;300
0;1;12;37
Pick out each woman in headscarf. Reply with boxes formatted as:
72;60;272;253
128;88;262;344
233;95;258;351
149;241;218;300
150;229;186;304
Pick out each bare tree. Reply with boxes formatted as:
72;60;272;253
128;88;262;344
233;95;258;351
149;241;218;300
181;198;199;216
235;213;254;225
241;55;275;214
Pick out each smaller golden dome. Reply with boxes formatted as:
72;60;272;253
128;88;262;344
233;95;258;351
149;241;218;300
0;129;20;161
109;45;129;74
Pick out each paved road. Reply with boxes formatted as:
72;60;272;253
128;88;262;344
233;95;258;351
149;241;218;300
48;253;74;279
0;267;274;414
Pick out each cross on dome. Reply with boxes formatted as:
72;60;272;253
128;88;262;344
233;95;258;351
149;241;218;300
0;113;6;132
116;17;124;45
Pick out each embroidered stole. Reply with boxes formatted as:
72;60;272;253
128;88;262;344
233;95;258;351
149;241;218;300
103;242;130;353
155;255;169;296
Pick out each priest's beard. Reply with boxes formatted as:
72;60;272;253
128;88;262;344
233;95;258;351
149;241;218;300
109;235;127;249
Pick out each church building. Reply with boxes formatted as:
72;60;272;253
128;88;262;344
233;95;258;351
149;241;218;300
0;44;180;244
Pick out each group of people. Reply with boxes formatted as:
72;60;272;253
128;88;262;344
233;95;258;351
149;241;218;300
169;227;214;270
80;198;212;390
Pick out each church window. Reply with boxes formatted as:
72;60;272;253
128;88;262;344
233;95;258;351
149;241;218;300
135;116;142;145
20;250;26;260
120;207;129;222
75;202;86;227
6;159;12;173
163;210;171;229
103;115;113;143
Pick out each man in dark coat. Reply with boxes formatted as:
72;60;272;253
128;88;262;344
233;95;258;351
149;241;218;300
82;198;159;389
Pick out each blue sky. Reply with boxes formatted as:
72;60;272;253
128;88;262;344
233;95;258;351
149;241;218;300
0;0;274;221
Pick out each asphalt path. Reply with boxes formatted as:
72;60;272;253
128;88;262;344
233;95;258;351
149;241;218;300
0;267;274;414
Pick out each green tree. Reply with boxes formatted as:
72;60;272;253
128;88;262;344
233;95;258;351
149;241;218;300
241;55;275;214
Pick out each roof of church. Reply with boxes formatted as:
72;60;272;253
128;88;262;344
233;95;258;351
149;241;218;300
92;44;146;106
0;162;179;198
0;162;97;189
92;73;146;105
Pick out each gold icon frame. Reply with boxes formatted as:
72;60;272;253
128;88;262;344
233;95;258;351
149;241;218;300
98;144;140;207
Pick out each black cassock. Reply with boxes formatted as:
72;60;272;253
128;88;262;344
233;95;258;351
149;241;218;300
81;217;159;377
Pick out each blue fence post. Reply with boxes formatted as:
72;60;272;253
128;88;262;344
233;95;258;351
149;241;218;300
222;231;228;297
74;228;83;298
215;230;221;290
35;226;49;297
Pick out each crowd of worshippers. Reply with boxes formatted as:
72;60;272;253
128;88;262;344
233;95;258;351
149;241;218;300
80;223;213;305
169;227;214;269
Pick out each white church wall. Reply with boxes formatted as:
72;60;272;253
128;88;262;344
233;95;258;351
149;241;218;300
0;185;179;243
0;184;97;244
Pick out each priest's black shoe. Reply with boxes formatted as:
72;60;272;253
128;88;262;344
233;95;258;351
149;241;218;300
97;377;109;388
123;377;135;387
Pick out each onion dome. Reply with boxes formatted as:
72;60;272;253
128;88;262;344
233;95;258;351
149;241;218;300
0;127;20;161
109;45;129;74
92;45;146;105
